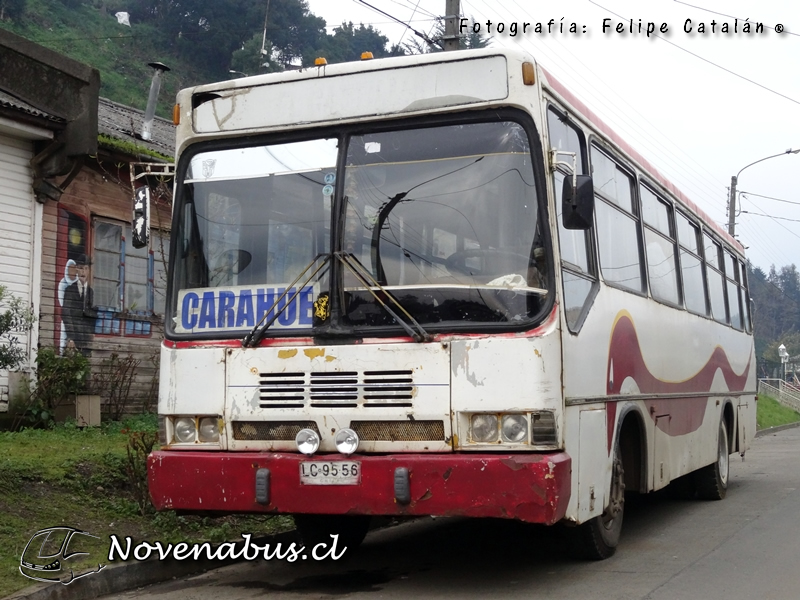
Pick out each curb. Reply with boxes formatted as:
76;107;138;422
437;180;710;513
4;530;299;600
755;421;800;438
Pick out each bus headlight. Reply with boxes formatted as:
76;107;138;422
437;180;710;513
501;414;528;443
198;417;220;442
174;417;196;443
169;416;221;445
334;428;359;455
296;428;320;455
470;414;499;443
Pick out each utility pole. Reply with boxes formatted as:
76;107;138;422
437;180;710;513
443;0;460;51
727;175;737;236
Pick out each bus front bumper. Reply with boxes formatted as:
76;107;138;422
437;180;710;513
148;451;571;524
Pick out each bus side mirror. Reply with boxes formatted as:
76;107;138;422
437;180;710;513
132;186;150;249
562;174;594;230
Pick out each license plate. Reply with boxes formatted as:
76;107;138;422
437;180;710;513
299;461;361;485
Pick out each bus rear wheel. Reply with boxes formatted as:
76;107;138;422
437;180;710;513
569;446;625;560
293;514;371;555
694;418;729;500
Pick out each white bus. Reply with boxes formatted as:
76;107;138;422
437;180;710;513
147;47;756;559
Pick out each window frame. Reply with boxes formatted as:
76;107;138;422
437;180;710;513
589;142;646;296
91;216;169;321
640;182;682;308
701;232;729;325
547;105;598;334
675;210;709;317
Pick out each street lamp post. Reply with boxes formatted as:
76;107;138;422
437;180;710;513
779;344;789;385
728;148;800;236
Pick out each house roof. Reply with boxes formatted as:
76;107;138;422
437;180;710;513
98;97;175;158
0;88;65;124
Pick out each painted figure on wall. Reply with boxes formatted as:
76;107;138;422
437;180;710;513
57;259;78;354
61;254;95;356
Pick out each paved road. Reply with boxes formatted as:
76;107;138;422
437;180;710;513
114;427;800;600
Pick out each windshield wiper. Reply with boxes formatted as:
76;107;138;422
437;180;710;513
370;156;483;283
335;251;432;343
241;253;330;348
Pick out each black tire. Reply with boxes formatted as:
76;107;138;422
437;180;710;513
293;514;371;555
569;446;625;560
694;418;729;501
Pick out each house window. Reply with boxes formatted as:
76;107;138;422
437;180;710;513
92;218;169;319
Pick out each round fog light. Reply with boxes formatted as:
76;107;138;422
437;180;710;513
334;428;360;455
501;414;528;443
470;414;499;443
174;417;196;443
295;428;320;455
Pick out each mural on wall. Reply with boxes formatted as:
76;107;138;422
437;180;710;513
55;208;95;356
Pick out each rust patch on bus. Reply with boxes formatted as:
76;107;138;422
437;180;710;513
277;349;297;359
304;348;325;359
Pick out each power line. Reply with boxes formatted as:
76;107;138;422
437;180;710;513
587;0;800;106
740;210;800;224
740;191;800;207
356;0;443;49
672;0;800;38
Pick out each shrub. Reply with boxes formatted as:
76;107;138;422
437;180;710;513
0;285;35;371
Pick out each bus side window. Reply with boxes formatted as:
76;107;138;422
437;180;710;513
547;107;595;332
640;185;680;305
591;146;643;294
676;212;707;316
703;234;728;325
725;250;743;330
740;259;752;332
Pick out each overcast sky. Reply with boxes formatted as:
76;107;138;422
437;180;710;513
304;0;800;273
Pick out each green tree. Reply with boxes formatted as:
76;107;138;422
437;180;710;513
0;0;26;22
317;21;404;64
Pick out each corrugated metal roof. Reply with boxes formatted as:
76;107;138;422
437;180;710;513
98;97;175;157
0;89;64;123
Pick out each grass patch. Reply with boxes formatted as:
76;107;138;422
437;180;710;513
757;394;800;430
0;417;292;597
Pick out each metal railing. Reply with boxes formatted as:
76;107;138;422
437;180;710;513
758;378;800;412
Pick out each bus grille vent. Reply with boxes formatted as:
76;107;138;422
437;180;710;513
350;420;444;441
258;372;305;408
232;421;319;441
309;371;358;407
362;370;414;407
257;370;415;408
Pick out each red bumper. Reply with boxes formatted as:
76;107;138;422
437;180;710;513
148;451;571;524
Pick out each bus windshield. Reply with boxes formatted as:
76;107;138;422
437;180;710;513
169;118;550;338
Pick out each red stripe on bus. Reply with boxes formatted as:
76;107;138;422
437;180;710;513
606;312;750;443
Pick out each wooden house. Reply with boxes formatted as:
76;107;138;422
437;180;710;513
39;98;175;416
